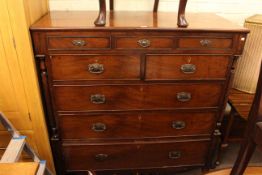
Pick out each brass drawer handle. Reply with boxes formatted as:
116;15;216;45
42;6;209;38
88;63;104;74
72;39;86;47
200;39;212;47
95;154;108;161
92;123;107;132
137;39;151;48
169;151;181;159
181;64;196;74
90;94;106;104
172;121;186;130
177;92;191;102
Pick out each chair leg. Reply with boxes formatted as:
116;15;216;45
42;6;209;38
94;0;106;26
177;0;188;27
230;139;256;175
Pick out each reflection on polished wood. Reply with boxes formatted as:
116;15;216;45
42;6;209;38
31;11;248;32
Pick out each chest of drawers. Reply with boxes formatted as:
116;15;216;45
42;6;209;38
30;11;249;175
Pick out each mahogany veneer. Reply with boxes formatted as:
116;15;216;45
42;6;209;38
30;11;249;175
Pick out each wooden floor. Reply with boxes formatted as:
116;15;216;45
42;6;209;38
206;167;262;175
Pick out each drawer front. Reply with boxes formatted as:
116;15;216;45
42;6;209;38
178;37;233;50
145;55;231;80
63;140;209;170
47;36;110;50
59;112;216;140
115;37;174;49
54;83;223;111
51;55;141;81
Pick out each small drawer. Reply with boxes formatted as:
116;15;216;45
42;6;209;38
115;36;174;49
50;54;140;81
63;140;209;171
47;36;110;50
145;55;231;80
54;83;223;111
59;111;216;140
178;37;233;50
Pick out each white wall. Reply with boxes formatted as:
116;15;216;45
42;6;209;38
49;0;262;25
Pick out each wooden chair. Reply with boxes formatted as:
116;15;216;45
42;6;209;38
94;0;188;27
206;62;262;175
222;89;255;146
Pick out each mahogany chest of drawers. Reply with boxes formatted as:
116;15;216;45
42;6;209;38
30;11;249;175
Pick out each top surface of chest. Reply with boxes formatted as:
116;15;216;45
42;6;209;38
31;11;248;32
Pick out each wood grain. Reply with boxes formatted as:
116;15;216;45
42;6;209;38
0;0;55;172
59;111;216;140
0;163;39;175
63;140;209;171
54;83;223;111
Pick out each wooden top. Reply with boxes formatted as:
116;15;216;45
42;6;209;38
205;167;262;175
0;162;39;175
229;88;255;119
31;11;249;32
246;14;262;25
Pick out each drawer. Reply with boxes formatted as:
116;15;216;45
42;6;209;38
59;111;216;140
178;37;233;50
145;55;231;80
63;140;209;171
54;83;223;111
115;36;174;49
47;36;110;50
51;55;140;81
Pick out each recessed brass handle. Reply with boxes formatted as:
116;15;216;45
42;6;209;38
200;39;212;47
172;121;186;130
90;94;106;104
137;39;151;48
169;151;181;159
95;154;108;161
177;92;191;102
92;123;107;132
72;39;86;47
88;63;104;74
181;64;196;74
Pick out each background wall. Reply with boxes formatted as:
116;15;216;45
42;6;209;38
49;0;262;26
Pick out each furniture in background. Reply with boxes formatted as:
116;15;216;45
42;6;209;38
0;112;52;175
206;63;262;175
233;15;262;93
231;62;262;174
221;89;254;147
0;0;54;172
94;0;188;27
221;15;262;155
30;7;248;175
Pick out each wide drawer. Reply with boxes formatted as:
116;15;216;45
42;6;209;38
63;140;209;171
54;83;223;111
145;55;231;80
59;111;216;140
50;54;140;81
177;37;233;50
115;36;174;49
47;36;110;50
